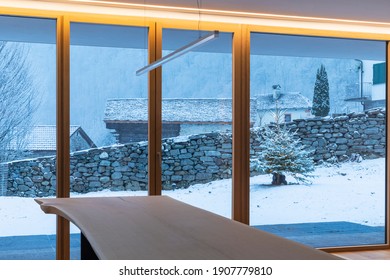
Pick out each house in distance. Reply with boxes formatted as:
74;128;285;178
104;98;258;144
14;125;96;158
256;85;313;126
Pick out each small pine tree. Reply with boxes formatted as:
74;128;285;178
253;107;315;185
311;64;330;117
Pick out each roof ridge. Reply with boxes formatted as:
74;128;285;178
32;125;81;128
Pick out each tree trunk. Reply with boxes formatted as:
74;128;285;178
272;173;287;185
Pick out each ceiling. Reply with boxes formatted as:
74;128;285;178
79;0;390;23
0;0;388;60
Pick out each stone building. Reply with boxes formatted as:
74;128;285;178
104;98;258;143
11;125;96;158
256;91;313;126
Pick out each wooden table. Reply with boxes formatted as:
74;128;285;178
35;196;339;260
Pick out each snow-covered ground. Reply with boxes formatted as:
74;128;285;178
0;158;386;237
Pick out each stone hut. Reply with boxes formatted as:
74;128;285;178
104;98;258;143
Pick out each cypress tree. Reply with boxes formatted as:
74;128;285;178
311;64;330;117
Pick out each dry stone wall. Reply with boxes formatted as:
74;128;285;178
4;108;386;197
285;108;386;162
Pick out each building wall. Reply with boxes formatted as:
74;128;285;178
258;108;312;126
364;99;386;110
107;122;232;143
180;123;232;135
372;83;386;100
106;122;182;143
30;151;56;158
363;61;385;101
70;132;94;152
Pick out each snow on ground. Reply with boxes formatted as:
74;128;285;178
0;158;386;237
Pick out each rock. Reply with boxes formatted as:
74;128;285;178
178;153;192;159
112;161;120;167
169;149;180;156
196;173;212;180
88;181;101;188
206;166;219;173
180;159;194;166
100;160;111;167
112;180;124;186
339;155;349;162
126;181;140;191
99;176;111;184
194;164;205;170
99;152;109;159
18;185;30;191
335;138;348;144
183;175;195;181
15;178;24;185
200;156;213;162
350;153;363;163
205;151;221;157
78;167;88;173
111;172;123;180
364;127;379;135
32;176;44;183
222;143;232;149
43;172;52;180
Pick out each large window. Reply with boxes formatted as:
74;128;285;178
1;10;388;260
161;28;234;218
69;22;149;258
0;16;57;259
249;33;387;248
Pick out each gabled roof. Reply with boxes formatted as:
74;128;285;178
11;125;95;151
257;92;312;111
104;98;258;123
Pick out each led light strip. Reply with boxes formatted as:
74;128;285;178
136;30;219;76
67;0;390;27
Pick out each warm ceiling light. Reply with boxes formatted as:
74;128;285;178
136;30;219;76
67;0;390;27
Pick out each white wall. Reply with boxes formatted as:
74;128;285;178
180;124;232;136
372;84;386;100
258;108;312;126
362;60;386;101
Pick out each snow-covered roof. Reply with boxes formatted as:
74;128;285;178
10;125;94;151
257;92;312;111
104;98;258;123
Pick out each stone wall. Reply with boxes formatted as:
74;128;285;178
285;108;386;162
5;134;233;197
4;108;386;197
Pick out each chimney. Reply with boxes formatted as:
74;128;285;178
272;84;281;100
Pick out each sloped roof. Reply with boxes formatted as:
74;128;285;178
104;98;258;123
11;125;94;151
257;92;312;110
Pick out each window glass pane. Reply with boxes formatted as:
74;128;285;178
161;29;233;218
0;16;56;259
70;22;148;258
250;33;387;248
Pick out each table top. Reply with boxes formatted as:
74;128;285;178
35;195;339;260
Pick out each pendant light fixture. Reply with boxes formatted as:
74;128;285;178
136;30;219;75
136;0;219;76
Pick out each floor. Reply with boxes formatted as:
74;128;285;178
0;222;387;260
254;221;385;248
332;249;390;260
0;234;80;260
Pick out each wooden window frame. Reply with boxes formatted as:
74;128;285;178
0;6;389;258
